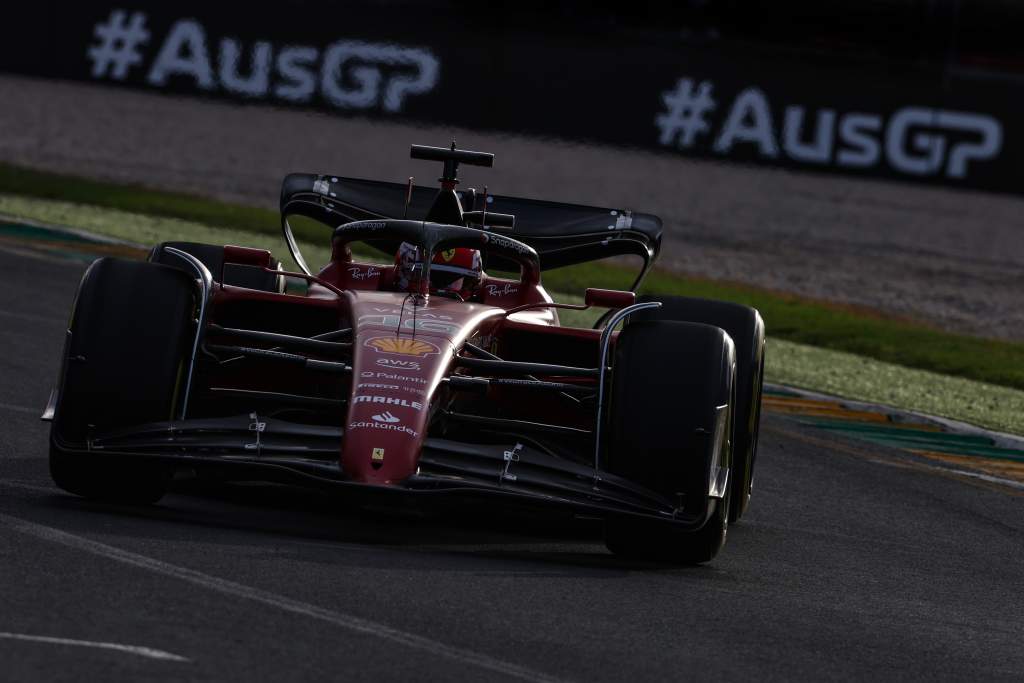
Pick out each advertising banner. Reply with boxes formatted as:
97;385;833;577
1;2;1018;193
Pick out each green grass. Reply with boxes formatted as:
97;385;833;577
3;161;1024;397
0;163;279;235
768;339;1024;436
0;194;331;273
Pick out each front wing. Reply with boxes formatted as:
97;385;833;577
50;414;717;530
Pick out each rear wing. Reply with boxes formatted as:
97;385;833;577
280;174;662;290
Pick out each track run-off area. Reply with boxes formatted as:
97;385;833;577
1;243;1023;682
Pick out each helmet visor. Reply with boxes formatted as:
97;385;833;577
430;263;477;290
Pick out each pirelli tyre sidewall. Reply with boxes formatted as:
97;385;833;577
50;257;196;503
631;295;765;523
604;320;736;564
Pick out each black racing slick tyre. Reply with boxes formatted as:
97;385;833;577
604;321;736;564
631;295;765;523
49;258;195;504
148;241;285;292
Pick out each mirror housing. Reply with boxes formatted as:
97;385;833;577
585;288;636;309
223;245;273;269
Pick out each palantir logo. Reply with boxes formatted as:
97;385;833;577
86;10;440;113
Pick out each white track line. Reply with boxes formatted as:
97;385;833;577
0;632;188;662
0;402;38;416
0;513;565;683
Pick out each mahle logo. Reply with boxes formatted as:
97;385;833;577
353;395;424;411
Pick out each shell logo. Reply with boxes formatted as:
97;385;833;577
366;336;440;357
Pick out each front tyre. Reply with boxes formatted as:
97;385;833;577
632;296;765;523
603;320;736;564
49;258;195;503
605;490;732;566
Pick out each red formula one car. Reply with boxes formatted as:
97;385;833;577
44;144;764;563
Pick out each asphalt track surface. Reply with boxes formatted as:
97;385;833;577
1;245;1023;682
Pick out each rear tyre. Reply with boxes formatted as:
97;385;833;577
603;320;736;564
149;241;285;292
50;258;196;503
631;296;765;523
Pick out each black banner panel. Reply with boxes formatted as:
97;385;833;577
1;2;1020;193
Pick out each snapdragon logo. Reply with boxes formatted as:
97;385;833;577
86;10;440;112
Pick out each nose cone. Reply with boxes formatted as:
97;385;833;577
342;328;446;484
340;293;499;484
343;395;428;484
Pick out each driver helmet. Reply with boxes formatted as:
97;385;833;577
394;243;482;298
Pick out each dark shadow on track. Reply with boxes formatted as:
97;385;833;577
14;475;743;577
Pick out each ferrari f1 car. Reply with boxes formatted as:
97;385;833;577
44;144;765;564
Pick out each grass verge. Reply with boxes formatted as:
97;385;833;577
0;194;331;274
2;163;1023;393
767;339;1024;436
0;164;280;237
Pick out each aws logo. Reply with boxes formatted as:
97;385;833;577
375;358;421;371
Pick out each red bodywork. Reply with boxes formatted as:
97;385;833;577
342;291;503;483
204;252;599;489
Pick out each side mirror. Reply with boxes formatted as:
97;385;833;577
585;288;636;309
223;245;273;269
221;245;274;285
